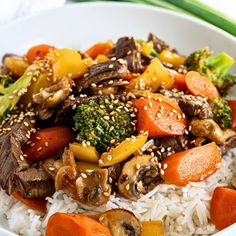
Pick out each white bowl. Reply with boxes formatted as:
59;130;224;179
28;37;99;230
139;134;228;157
0;2;235;236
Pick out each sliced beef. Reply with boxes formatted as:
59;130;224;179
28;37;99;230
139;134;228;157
75;60;128;92
14;167;55;198
0;133;29;193
153;135;189;161
148;33;174;53
159;89;213;119
108;163;123;193
115;37;143;73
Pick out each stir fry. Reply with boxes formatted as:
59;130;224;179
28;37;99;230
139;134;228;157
0;33;236;235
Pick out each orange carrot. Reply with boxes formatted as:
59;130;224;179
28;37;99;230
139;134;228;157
124;72;140;81
46;213;111;236
132;98;186;138
160;142;221;186
12;191;47;213
210;187;236;230
26;44;55;64
174;73;187;91
85;42;113;59
185;71;220;99
228;100;236;131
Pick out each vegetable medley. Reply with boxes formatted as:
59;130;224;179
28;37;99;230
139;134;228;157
0;33;236;236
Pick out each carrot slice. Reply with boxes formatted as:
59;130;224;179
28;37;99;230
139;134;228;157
26;44;55;64
85;41;113;59
210;187;236;230
22;126;75;162
160;142;221;186
12;191;47;213
46;213;111;236
185;71;220;99
132;98;186;138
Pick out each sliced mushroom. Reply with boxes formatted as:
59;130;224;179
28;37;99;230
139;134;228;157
221;129;236;155
118;154;162;199
190;119;225;145
75;169;111;206
98;209;142;236
33;77;71;109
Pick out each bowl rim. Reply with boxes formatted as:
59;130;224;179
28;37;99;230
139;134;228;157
0;1;235;44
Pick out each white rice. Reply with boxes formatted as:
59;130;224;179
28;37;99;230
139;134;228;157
1;149;235;236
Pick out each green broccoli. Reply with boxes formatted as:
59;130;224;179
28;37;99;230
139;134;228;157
185;47;235;96
73;98;135;152
0;66;34;121
213;98;232;129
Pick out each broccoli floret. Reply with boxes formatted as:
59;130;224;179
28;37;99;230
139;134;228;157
0;66;34;121
213;98;232;129
185;47;235;96
73;98;135;152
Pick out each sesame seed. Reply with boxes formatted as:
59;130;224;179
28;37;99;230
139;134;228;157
160;169;165;175
19;155;24;161
72;104;77;110
108;80;114;85
160;147;165;153
82;141;87;147
108;64;114;69
98;159;104;165
125;184;130;190
45;142;49;147
86;141;91;146
30;143;35;147
144;105;148;111
103;116;110;120
110;139;116;144
91;83;97;88
81;173;87;178
36;136;41;140
49;167;55;171
24;121;29;127
157;113;161;118
37;147;42;152
163;163;168;169
136;164;141;170
111;57;116;61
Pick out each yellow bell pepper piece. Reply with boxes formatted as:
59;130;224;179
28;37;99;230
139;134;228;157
4;56;29;77
127;58;174;91
69;143;99;163
140;41;154;56
158;49;185;66
95;54;109;63
77;161;102;172
141;221;164;236
98;133;148;167
47;48;93;81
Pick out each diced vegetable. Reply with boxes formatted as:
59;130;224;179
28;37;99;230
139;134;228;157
46;213;111;236
210;187;236;230
12;191;47;213
99;133;148;167
51;49;93;80
160;142;221;186
185;71;220;99
158;49;185;66
173;72;187;91
77;161;102;172
22;126;75;162
141;221;164;236
95;54;109;63
0;66;34;119
127;58;174;91
26;44;55;64
228;100;236;131
140;41;155;56
69;142;99;163
85;41;114;59
4;56;29;77
124;72;139;81
132;98;186;138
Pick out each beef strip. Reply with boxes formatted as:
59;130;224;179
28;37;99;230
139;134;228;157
148;33;175;53
14;167;55;198
107;163;123;193
153;135;189;161
75;60;128;92
0;133;29;193
159;89;213;119
115;37;143;73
